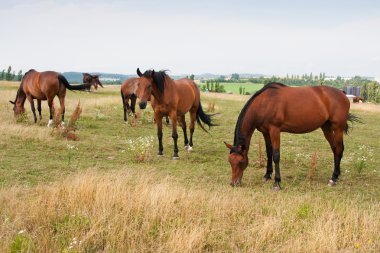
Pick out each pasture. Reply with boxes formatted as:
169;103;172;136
0;81;380;252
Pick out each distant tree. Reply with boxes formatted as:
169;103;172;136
239;86;242;95
6;66;12;81
361;83;368;101
17;70;23;81
231;73;240;80
12;71;16;81
0;69;5;80
189;74;194;80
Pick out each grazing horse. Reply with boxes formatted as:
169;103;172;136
353;96;364;103
9;69;90;127
135;68;216;159
121;77;169;124
225;82;358;190
82;73;103;92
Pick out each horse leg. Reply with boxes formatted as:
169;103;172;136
58;96;65;127
180;115;189;150
155;113;164;156
47;98;54;127
37;99;42;121
263;132;273;181
121;91;128;123
130;95;137;117
188;109;197;152
322;123;337;185
169;112;179;159
269;127;281;190
331;127;345;185
27;96;37;123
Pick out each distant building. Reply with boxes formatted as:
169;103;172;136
343;86;361;97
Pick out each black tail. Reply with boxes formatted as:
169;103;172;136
121;89;126;107
58;75;90;91
345;113;362;134
196;103;217;132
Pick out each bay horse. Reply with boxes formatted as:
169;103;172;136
120;77;139;123
82;73;103;92
121;77;170;124
135;68;216;159
353;96;364;103
225;82;358;190
9;69;90;127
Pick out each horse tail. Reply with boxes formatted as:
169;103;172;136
345;113;362;134
58;74;89;91
121;89;126;107
196;102;217;132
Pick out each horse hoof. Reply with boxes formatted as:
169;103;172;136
47;119;53;128
272;185;281;191
172;156;179;160
157;155;163;158
124;121;128;124
328;179;337;186
187;146;193;152
263;176;272;182
184;145;189;150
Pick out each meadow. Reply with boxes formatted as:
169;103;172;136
0;81;379;252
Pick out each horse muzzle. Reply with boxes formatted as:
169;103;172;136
139;101;147;109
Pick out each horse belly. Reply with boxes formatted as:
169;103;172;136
281;109;328;133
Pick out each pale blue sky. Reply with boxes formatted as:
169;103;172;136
1;0;379;76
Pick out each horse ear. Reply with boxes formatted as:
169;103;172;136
9;100;15;104
137;68;143;77
224;141;233;150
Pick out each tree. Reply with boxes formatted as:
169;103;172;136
17;70;23;81
189;74;194;80
0;69;5;80
6;66;12;81
231;73;240;80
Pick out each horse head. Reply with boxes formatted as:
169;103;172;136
9;98;25;115
224;142;248;187
82;73;103;91
136;68;156;109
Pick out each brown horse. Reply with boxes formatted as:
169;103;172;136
10;69;90;127
353;96;364;103
121;77;170;124
135;68;216;159
225;82;358;190
82;73;103;92
121;77;139;123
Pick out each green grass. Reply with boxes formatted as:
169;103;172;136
197;81;263;94
1;81;380;252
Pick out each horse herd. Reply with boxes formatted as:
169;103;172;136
9;68;358;190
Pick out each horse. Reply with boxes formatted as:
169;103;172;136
353;96;364;103
121;77;169;124
135;68;216;159
9;69;90;127
120;77;139;123
82;73;103;92
224;82;359;190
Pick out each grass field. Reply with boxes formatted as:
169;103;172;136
1;81;380;252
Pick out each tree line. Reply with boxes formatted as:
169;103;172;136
0;66;23;81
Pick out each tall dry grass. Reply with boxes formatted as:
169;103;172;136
0;170;379;253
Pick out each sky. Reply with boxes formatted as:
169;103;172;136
0;0;380;77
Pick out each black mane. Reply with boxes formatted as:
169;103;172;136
142;70;168;93
233;82;286;148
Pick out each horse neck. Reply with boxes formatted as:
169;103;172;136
152;76;172;104
15;86;26;105
236;106;256;152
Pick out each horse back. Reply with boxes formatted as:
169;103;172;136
254;85;349;133
172;78;199;113
22;70;61;100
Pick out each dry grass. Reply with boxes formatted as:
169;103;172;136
0;170;379;252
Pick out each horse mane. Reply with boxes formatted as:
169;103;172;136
142;70;169;93
233;82;286;148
